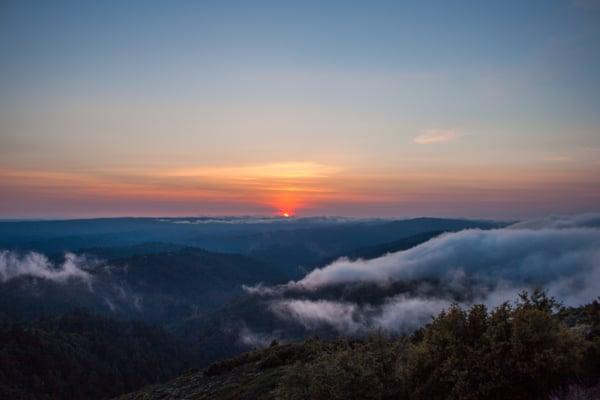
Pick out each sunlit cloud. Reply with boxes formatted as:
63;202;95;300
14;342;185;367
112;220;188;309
413;129;460;144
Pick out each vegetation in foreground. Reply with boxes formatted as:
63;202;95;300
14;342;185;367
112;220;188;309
119;291;600;400
0;310;198;400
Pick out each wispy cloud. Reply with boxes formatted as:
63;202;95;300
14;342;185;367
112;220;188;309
238;325;281;348
270;296;451;335
271;299;364;334
0;250;92;284
413;129;460;144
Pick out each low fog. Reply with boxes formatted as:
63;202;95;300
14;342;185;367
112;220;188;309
0;250;92;284
247;214;600;335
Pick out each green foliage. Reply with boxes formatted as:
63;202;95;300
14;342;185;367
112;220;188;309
399;296;584;400
4;292;599;400
282;337;404;400
281;292;599;400
559;298;600;386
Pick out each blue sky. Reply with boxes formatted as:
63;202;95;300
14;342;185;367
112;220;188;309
1;0;599;218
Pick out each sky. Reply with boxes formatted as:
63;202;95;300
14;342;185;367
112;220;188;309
1;0;599;219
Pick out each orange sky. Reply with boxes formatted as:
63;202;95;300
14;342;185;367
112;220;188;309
1;162;598;219
1;2;600;219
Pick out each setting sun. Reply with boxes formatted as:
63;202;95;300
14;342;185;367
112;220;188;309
282;212;290;218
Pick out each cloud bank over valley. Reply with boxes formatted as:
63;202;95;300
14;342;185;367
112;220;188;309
245;214;600;336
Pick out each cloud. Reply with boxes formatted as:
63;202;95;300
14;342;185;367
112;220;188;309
271;299;365;334
169;217;294;225
413;129;460;144
248;213;600;335
0;250;93;284
372;295;452;332
508;213;600;230
243;283;281;296
161;216;369;225
271;296;450;334
294;227;600;301
0;250;153;314
238;325;281;348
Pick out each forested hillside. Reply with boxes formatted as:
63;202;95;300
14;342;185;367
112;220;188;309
117;292;600;400
0;311;198;400
1;217;598;399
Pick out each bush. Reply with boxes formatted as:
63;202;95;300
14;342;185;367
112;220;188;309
282;291;598;400
283;337;404;400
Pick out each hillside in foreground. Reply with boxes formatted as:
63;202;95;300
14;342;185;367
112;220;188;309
116;291;600;400
0;310;198;400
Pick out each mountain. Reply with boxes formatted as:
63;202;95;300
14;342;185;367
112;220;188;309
0;227;470;365
239;218;502;277
0;217;504;278
165;230;459;365
1;216;523;398
78;242;188;260
0;246;285;322
0;217;502;323
115;295;600;400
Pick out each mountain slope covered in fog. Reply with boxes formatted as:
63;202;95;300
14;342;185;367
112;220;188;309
1;215;599;399
0;246;283;322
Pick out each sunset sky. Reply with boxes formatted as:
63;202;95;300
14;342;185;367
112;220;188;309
1;1;599;219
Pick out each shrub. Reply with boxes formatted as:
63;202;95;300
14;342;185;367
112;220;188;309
282;291;598;400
